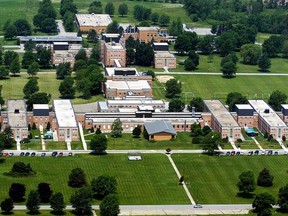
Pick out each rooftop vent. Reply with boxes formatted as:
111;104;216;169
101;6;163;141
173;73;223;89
264;109;270;114
14;109;19;114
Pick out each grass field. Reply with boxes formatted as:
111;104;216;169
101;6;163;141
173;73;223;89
84;132;204;150
158;74;288;102
0;154;189;205
172;154;288;204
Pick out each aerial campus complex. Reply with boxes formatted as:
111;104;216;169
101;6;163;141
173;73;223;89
1;0;288;215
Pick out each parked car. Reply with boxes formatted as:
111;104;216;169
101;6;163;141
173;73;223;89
261;150;266;155
59;152;63;157
41;153;46;157
31;152;36;157
248;151;253;156
25;152;30;156
193;204;202;208
268;150;273;155
9;153;14;156
52;151;58;157
236;151;241;156
20;152;25;156
68;152;73;156
274;151;278;155
3;152;8;157
0;152;3;157
226;151;231;156
254;150;259;155
231;151;235;156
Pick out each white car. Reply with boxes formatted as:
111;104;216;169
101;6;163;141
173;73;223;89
194;204;202;208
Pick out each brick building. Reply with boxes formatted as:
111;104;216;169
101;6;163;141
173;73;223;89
75;14;112;33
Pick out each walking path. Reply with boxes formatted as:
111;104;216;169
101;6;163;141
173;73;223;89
166;154;196;205
229;140;238;150
251;137;264;150
277;140;287;151
155;71;288;76
78;122;87;150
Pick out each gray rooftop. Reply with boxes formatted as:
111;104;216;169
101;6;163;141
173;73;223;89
204;100;239;127
73;102;98;113
19;36;82;42
249;100;286;127
76;14;112;27
53;100;77;128
144;120;176;135
7;100;28;128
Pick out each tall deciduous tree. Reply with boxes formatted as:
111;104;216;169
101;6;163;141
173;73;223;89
174;32;199;54
202;131;223;154
0;67;9;79
165;78;182;99
135;43;154;66
158;14;170;27
111;118;123;138
240;44;262;65
168;18;183;36
258;53;271;72
68;168;87;188
237;171;256;195
27;62;39;77
1;198;14;214
132;125;142;138
226;92;248;112
37;182;53;203
23;77;39;99
90;133;108;153
222;61;237;77
59;76;75;99
118;3;128;17
188;97;205;112
56;62;71;79
99;194;120;216
70;187;93;215
278;184;288;212
253;193;275;216
14;19;32;36
168;98;185;112
257;168;273;187
50;192;66;213
26;92;51;111
91;175;117;199
26;190;40;213
9;58;20;76
268;90;287;111
105;2;115;15
9;183;26;202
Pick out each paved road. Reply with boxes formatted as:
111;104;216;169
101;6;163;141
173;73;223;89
13;204;252;215
56;20;77;37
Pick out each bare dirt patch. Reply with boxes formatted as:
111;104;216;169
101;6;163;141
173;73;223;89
157;76;174;83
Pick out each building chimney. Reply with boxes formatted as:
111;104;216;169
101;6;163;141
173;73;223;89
192;107;195;117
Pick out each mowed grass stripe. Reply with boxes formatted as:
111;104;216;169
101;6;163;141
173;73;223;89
0;154;189;205
172;154;288;204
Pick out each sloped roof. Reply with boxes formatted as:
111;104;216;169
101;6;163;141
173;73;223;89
144;120;176;135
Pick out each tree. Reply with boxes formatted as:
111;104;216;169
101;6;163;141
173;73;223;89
226;92;248;112
87;30;98;44
75;49;87;62
26;190;40;213
4;24;17;39
184;58;195;71
202;131;222;154
22;51;37;69
283;41;288;58
165;78;182;98
105;2;115;15
198;35;215;55
56;62;71;79
240;44;262;65
107;21;120;34
188;97;205;112
89;1;103;14
222;61;237;77
133;5;151;21
3;126;15;149
50;192;65;213
96;127;102;134
135;43;154;66
9;58;20;76
46;122;51;131
9;183;26;202
151;13;159;24
158;14;170;27
10;161;35;176
91;175;117;199
168;18;183;36
202;126;212;136
37;183;53;203
37;47;51;69
184;50;199;70
168;98;185;112
4;51;18;67
68;168;87;188
0;67;9;79
99;194;120;216
237;171;256;195
132;125;142;138
63;11;75;31
257;168;273;187
59;76;75;99
191;123;202;137
60;0;77;17
174;32;199;54
258;53;271;72
90;133;108;154
23;77;39;99
26;92;51;111
27;62;39;77
1;198;14;214
73;60;87;72
221;52;239;67
70;187;93;215
268;90;287;111
14;19;32;36
24;40;36;51
111;118;123;138
126;48;135;65
253;193;275;216
263;36;284;58
118;3;128;17
216;31;238;56
0;85;4;107
278;184;288;212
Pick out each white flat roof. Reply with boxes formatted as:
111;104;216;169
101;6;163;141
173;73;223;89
204;100;239;127
138;27;158;31
76;14;112;27
249;100;286;127
235;104;253;110
154;51;175;58
106;80;151;90
53;42;69;45
33;104;49;110
53;100;77;128
281;104;288;109
105;42;125;50
153;42;168;46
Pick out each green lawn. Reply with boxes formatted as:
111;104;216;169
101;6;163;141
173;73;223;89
172;154;288;204
85;132;204;150
0;154;189;205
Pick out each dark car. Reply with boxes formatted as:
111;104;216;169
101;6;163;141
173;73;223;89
31;152;36;157
248;151;253;156
25;152;30;156
9;152;14;156
20;152;25;156
3;152;8;157
226;151;231;156
236;151;241;156
59;152;63;157
268;150;273;155
254;150;259;155
274;151;278;155
68;152;73;156
41;153;46;157
231;151;235;156
0;152;3;157
52;151;58;157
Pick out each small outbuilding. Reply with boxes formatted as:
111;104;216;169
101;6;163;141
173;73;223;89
144;120;176;141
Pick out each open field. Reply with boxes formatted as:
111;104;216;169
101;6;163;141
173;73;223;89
0;154;189;205
173;154;288;204
85;132;204;150
165;74;288;102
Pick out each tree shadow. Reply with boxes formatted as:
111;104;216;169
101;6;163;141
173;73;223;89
236;192;255;199
222;75;236;79
27;76;39;79
1;212;14;215
71;210;93;216
27;210;41;215
50;210;66;215
258;69;270;73
0;158;5;164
